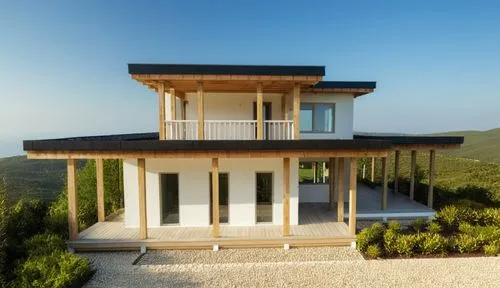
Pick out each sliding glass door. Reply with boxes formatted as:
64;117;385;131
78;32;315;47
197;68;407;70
160;173;179;225
256;172;273;223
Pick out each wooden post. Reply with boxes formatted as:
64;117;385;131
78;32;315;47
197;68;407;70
158;82;166;140
394;150;400;194
349;157;357;235
312;161;317;183
67;159;78;240
428;150;435;208
292;83;300;139
410;150;417;200
322;162;326;183
138;158;147;240
370;157;375;182
328;158;336;210
382;157;388;210
283;158;290;236
256;83;263;140
337;158;345;222
284;93;289;121
197;82;204;140
96;159;105;222
169;88;176;121
212;158;220;237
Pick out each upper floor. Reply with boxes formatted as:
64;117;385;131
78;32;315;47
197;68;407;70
129;64;376;140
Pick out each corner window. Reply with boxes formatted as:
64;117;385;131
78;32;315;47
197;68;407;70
300;103;335;133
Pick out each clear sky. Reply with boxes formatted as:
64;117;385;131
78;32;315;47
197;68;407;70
1;0;499;156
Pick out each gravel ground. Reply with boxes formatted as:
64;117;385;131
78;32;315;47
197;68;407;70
81;249;500;288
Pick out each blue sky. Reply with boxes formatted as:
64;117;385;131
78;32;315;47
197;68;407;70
1;0;499;156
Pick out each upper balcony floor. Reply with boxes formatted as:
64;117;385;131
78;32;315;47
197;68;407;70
128;64;376;141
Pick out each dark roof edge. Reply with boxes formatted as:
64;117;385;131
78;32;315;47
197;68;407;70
128;64;325;76
354;134;464;145
312;81;376;89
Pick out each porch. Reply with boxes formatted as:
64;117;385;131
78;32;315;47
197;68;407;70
69;203;353;251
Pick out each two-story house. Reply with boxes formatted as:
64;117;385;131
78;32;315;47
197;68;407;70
23;64;463;251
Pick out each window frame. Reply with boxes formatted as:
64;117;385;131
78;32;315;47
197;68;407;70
300;102;336;133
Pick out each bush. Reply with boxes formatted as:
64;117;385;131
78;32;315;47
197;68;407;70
483;241;499;256
394;234;420;256
419;233;447;255
411;218;427;233
366;244;381;258
45;194;69;239
0;181;8;286
479;208;500;227
24;233;66;257
15;251;92;288
357;222;385;252
387;220;401;232
454;234;481;253
458;223;500;245
428;222;442;234
8;198;47;244
383;228;399;256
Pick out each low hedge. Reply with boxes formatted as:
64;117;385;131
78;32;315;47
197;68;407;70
357;205;500;258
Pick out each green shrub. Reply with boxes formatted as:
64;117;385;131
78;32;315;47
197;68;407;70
8;198;47;244
411;218;427;233
357;222;385;252
45;195;69;239
453;199;486;209
366;244;381;258
428;222;442;234
15;251;92;288
394;234;419;256
483;241;499;256
24;233;66;257
419;233;448;255
0;181;8;286
387;220;401;232
458;223;500;245
383;228;399;256
479;208;500;227
455;234;481;253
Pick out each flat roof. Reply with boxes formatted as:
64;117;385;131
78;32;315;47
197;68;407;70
128;64;326;76
354;134;464;145
313;81;376;90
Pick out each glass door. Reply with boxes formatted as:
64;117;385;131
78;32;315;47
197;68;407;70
256;172;273;223
160;173;179;225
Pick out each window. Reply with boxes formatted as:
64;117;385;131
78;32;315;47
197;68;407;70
300;103;335;133
160;174;179;225
256;172;273;223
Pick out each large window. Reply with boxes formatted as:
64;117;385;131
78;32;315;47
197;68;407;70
300;103;335;133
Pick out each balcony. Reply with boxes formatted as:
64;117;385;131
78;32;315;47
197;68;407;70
165;120;294;140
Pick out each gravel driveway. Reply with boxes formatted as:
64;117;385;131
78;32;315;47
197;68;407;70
81;248;500;288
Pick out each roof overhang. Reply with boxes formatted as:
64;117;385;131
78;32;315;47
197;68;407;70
354;135;464;151
303;81;377;97
128;64;325;93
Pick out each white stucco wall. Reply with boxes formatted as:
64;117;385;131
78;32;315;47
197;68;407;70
123;158;299;228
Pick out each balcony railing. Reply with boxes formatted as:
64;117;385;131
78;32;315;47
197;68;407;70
165;120;294;140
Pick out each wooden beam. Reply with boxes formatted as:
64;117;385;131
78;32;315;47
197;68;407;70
27;149;390;160
256;83;263;140
409;150;417;200
197;82;204;140
428;150;435;208
392;144;461;151
169;88;176;121
348;158;357;235
96;159;105;222
283;158;290;236
328;158;335;211
394;150;400;194
138;159;147;240
292;84;300;139
67;159;78;240
211;158;220;238
158;82;166;140
370;157;375;182
382;157;388;210
337;158;345;222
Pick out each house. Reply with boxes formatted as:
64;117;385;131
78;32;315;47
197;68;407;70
23;64;464;251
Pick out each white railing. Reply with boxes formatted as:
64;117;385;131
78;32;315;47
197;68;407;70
165;120;294;140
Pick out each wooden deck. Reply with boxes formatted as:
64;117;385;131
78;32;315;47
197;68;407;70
69;203;353;251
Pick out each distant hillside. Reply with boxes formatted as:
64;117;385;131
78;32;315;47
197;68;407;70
434;128;500;164
0;155;85;203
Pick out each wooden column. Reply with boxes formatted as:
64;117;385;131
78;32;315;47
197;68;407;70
337;158;345;222
169;88;176;121
370;157;375;182
212;158;220;237
328;158;336;210
283;158;290;236
349;158;357;235
292;83;300;139
197;82;204;140
428;150;436;208
312;162;317;183
96;159;105;222
256;83;263;140
322;162;327;183
138;158;147;240
382;157;388;210
158;82;166;140
284;93;289;121
409;150;417;200
394;150;400;194
67;159;79;240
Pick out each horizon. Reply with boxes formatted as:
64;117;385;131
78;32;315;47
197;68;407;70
1;1;500;157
